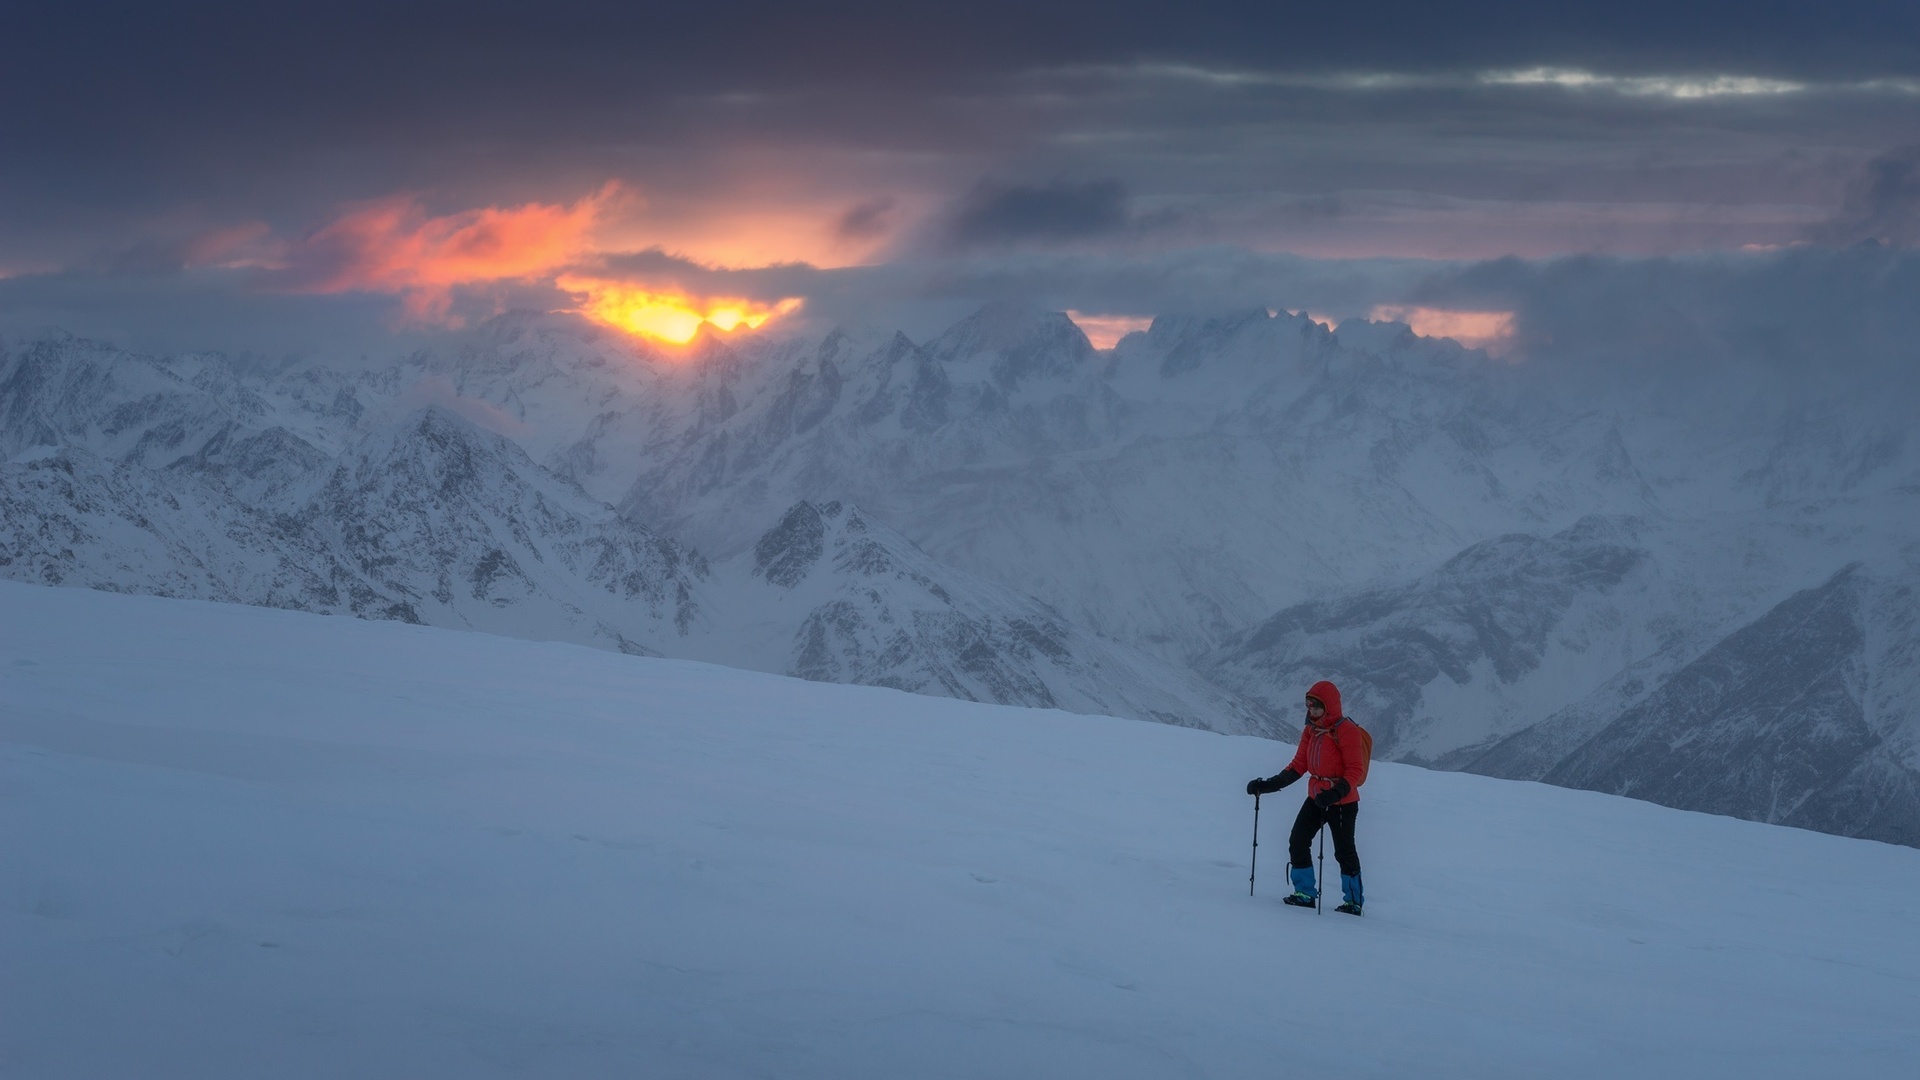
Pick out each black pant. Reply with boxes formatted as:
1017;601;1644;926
1288;798;1360;877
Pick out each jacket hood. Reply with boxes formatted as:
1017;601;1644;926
1306;680;1343;726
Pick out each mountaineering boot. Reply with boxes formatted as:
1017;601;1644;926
1283;864;1317;907
1335;872;1363;915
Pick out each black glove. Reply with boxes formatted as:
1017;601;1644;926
1247;769;1301;796
1312;778;1352;808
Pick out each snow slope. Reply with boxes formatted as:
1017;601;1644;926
5;581;1918;1079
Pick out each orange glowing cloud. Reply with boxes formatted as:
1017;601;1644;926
1370;305;1518;354
291;183;627;322
557;274;804;345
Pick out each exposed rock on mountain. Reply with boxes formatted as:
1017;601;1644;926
0;445;402;618
1201;516;1658;760
299;408;708;653
1474;563;1920;846
691;500;1279;735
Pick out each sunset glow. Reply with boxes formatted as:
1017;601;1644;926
558;274;803;345
1065;311;1154;349
291;183;626;322
1370;305;1517;353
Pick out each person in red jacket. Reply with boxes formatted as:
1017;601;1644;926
1246;680;1365;914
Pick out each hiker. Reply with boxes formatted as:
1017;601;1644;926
1246;680;1366;914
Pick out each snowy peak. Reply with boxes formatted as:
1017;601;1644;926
1524;562;1920;845
167;423;334;505
1124;307;1321;382
750;499;1005;610
0;443;409;620
1737;403;1917;504
715;498;1275;734
751;499;941;591
332;406;543;505
1204;515;1654;758
0;336;272;468
428;309;676;390
927;301;1096;393
302;406;708;649
753;499;835;588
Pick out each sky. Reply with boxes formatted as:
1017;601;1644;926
3;1;1918;357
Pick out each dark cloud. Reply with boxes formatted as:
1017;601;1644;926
590;249;825;298
944;180;1134;248
5;2;1918;393
5;2;1916;265
14;4;1916;113
835;198;898;241
1404;245;1920;414
1808;145;1920;247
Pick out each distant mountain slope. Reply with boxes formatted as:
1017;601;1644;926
300;408;708;653
0;445;404;618
1;399;712;657
603;304;1673;662
0;342;1269;732
0;336;272;466
1474;563;1920;846
685;500;1279;735
1200;516;1677;759
1200;490;1920;845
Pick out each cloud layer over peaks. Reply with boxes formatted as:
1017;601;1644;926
1808;145;1920;247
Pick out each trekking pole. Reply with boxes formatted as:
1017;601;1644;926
1248;794;1261;896
1316;822;1326;915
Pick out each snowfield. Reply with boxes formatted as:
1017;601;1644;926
4;580;1918;1079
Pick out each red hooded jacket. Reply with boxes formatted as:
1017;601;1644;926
1286;680;1365;805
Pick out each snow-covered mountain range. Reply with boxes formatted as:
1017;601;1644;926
0;333;1266;735
3;306;1916;842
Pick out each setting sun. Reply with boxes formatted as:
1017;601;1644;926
557;275;804;344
